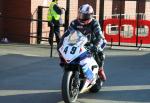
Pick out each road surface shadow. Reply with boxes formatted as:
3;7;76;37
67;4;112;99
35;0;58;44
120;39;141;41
0;92;62;103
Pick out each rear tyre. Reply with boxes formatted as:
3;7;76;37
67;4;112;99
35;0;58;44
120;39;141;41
62;71;79;103
89;78;102;93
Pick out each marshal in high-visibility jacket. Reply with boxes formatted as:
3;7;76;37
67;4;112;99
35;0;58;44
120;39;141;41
47;0;62;46
47;0;62;25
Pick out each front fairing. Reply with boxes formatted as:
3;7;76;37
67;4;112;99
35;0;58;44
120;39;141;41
59;44;87;63
59;30;88;63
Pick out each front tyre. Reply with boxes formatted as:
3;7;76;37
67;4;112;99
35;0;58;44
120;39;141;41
62;71;79;103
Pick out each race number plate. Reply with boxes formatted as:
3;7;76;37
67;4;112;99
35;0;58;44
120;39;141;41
59;45;86;63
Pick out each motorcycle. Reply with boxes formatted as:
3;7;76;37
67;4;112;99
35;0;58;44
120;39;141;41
59;31;103;103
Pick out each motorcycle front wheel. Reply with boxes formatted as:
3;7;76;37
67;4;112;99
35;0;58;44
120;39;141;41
62;71;79;103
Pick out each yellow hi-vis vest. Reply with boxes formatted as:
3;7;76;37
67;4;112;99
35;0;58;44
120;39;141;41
47;2;60;22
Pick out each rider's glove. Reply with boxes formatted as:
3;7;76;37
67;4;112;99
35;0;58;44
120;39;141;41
91;45;97;52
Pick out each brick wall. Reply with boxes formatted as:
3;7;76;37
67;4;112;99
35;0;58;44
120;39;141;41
145;1;150;20
96;0;100;20
0;0;3;35
125;1;136;19
31;0;43;19
104;0;113;19
69;0;78;22
104;0;149;20
3;0;31;43
30;0;44;44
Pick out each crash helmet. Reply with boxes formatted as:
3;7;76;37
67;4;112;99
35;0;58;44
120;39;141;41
78;4;94;24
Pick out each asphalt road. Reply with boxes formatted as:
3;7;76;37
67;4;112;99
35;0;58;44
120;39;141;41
0;44;150;103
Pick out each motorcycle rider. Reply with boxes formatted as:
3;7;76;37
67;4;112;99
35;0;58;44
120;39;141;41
59;4;107;83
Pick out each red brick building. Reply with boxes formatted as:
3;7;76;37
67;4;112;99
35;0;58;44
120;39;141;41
0;0;3;37
0;0;149;44
0;0;31;43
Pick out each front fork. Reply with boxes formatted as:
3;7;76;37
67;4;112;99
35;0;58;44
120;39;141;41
73;71;80;89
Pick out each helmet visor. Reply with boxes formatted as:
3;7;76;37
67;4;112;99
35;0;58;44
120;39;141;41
78;12;92;21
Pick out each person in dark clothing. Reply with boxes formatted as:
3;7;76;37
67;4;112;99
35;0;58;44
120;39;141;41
47;0;62;46
59;4;107;82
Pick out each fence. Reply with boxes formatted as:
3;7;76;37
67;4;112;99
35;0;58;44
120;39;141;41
103;14;150;48
102;0;150;48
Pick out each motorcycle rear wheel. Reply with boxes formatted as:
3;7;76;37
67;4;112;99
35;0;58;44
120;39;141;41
62;71;79;103
89;78;102;93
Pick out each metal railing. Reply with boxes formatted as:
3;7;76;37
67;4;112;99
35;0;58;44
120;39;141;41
104;13;150;48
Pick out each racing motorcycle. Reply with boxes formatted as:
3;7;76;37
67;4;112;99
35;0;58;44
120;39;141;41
59;31;103;103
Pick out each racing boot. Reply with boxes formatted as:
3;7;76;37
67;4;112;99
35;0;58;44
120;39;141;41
98;67;106;82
